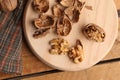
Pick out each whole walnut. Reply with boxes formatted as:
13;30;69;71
0;0;18;12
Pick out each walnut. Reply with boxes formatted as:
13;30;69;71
65;6;80;23
0;0;18;12
32;0;49;13
82;23;105;42
56;16;72;36
60;0;74;7
74;56;83;64
33;27;50;38
52;4;65;17
34;14;54;29
74;0;85;11
49;38;69;55
64;0;85;23
68;40;84;64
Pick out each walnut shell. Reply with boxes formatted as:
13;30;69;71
65;6;80;23
74;0;85;11
82;23;105;42
56;16;72;36
0;0;17;12
33;27;50;38
32;0;49;13
34;14;54;29
60;0;74;7
52;4;65;17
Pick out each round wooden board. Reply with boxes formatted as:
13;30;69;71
23;0;118;71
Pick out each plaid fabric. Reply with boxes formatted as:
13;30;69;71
0;0;25;74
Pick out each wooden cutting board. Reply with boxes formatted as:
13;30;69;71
23;0;118;71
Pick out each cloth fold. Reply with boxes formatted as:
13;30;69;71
0;0;24;74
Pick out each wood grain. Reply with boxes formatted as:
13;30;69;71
23;62;120;80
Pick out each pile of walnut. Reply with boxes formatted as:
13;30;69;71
32;0;85;38
32;0;106;64
49;38;84;64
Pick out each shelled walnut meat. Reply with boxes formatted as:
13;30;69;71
32;0;49;13
82;23;105;42
68;40;84;64
49;38;69;55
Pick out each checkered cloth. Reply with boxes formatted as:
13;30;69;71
0;0;25;74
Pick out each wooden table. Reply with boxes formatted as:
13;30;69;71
0;0;120;79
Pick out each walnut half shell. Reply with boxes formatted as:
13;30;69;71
34;14;54;29
82;23;105;42
65;6;80;23
56;16;72;36
60;0;74;7
32;0;49;13
33;27;50;38
52;4;65;17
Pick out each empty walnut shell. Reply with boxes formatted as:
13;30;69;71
82;23;105;42
60;0;74;7
52;4;65;17
65;6;80;23
33;27;50;38
32;0;49;13
56;16;72;36
34;14;54;29
74;0;85;11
